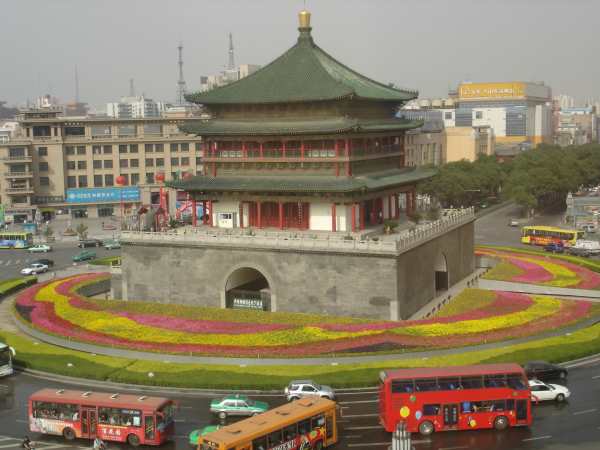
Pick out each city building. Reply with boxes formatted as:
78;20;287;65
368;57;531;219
556;107;597;146
117;10;475;321
0;121;18;144
554;94;575;110
106;96;164;119
455;81;553;146
0;108;203;223
199;64;261;92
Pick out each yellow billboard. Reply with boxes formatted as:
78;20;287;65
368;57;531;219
459;82;526;100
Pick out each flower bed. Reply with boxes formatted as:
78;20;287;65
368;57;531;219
478;247;600;289
14;273;596;357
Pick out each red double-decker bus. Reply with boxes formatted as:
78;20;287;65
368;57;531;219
28;389;175;446
379;363;531;435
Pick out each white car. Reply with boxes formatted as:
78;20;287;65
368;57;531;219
28;244;52;253
285;380;335;402
20;263;49;275
529;379;570;403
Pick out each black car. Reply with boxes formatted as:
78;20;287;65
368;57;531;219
31;258;54;267
77;239;102;248
524;361;568;381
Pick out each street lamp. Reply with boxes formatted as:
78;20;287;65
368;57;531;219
115;175;126;229
154;172;167;231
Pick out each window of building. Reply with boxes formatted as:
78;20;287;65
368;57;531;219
104;160;113;169
444;112;453;120
475;111;483;120
103;145;112;154
195;142;202;151
66;146;75;155
67;161;76;170
120;159;129;168
105;174;114;186
155;143;164;152
156;158;164;166
119;144;128;153
131;173;140;185
143;123;161;135
77;161;87;170
146;173;154;183
94;175;103;187
40;177;50;186
196;157;202;166
146;158;154;167
76;146;86;155
181;143;189;152
93;160;102;169
130;144;138;153
181;157;189;166
130;159;139;168
170;143;178;152
171;157;179;166
78;175;88;187
92;145;102;155
145;144;153;152
39;162;49;171
38;147;48;156
118;125;136;136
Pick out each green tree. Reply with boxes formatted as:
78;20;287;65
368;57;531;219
75;223;88;240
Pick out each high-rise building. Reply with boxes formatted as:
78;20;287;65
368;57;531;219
106;96;164;119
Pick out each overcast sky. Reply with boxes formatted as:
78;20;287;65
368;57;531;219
2;0;599;108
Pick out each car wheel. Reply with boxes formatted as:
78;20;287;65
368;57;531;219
290;396;300;402
63;427;76;440
556;393;566;402
252;412;260;416
418;420;434;436
494;416;509;431
218;411;227;420
321;395;331;400
127;434;140;447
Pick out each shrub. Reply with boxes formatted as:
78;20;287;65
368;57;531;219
0;277;37;298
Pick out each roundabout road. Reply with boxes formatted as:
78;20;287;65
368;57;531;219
0;361;598;450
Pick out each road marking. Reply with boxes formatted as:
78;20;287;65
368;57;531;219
592;375;600;379
348;443;390;448
439;446;468;450
344;426;382;431
346;435;362;438
174;419;186;423
522;435;552;442
15;420;27;423
341;413;380;418
0;440;15;443
337;391;379;396
14;260;21;265
339;400;379;405
573;408;597;415
0;445;21;449
174;435;189;439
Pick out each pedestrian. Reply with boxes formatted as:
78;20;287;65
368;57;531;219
93;437;104;450
22;437;34;450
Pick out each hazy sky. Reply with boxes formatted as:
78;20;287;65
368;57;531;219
2;0;599;108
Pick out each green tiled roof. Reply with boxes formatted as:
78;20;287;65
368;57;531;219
167;167;436;194
186;30;417;105
180;117;422;137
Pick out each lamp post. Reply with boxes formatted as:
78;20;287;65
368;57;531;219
154;172;166;231
115;175;126;229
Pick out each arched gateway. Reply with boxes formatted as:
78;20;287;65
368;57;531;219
434;252;449;292
225;267;272;312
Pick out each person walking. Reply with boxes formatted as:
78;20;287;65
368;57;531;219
22;437;34;450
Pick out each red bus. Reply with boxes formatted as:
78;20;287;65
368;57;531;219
379;363;532;435
28;389;175;446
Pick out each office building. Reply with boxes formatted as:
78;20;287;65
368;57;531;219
106;96;164;119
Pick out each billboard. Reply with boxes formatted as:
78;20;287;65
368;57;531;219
459;82;526;100
66;187;140;204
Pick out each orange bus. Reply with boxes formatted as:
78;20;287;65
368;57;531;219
28;389;175;446
199;397;337;450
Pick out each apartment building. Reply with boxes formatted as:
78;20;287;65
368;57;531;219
0;108;203;222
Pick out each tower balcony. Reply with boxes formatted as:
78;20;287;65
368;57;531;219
5;186;35;195
4;171;34;179
2;155;32;163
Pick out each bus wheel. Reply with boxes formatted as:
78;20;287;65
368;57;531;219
127;434;141;447
62;427;75;441
494;416;509;431
418;421;434;436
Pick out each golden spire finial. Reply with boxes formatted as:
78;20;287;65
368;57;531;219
298;9;311;29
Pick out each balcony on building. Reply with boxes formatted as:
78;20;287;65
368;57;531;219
6;186;35;195
2;147;32;163
4;170;34;179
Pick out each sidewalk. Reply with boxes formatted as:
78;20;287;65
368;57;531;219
477;279;600;300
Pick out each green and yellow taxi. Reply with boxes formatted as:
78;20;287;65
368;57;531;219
209;394;269;419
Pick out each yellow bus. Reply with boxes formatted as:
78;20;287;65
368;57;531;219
521;226;583;246
199;397;338;450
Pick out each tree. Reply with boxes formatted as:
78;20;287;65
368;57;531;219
43;226;54;241
0;101;18;119
75;223;88;240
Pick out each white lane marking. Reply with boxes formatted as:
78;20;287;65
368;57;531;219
174;419;186;423
439;446;468;450
14;420;27;424
344;426;382;431
180;405;194;409
4;260;11;266
339;400;379;405
573;408;597;415
0;440;16;443
14;260;20;265
592;375;600;379
348;443;390;448
346;435;362;438
0;445;21;449
522;435;552;442
174;435;189;439
341;413;380;418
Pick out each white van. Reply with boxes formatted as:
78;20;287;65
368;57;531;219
574;239;600;254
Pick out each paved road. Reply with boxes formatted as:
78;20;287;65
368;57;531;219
0;360;599;450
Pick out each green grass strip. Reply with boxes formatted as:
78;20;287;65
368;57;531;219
0;277;37;297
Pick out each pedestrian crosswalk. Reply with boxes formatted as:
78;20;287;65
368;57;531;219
0;259;30;267
0;435;88;450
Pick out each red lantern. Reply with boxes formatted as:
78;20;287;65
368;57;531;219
116;175;127;186
155;172;165;183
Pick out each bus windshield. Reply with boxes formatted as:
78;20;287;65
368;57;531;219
0;347;11;366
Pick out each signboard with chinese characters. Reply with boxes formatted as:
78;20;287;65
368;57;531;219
459;82;526;100
232;297;264;310
66;187;140;204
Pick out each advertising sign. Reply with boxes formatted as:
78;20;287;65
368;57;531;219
459;82;526;100
66;187;140;204
232;297;264;310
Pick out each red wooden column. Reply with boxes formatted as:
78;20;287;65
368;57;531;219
259;142;264;158
345;139;352;176
282;141;286;159
351;204;357;232
257;201;262;228
239;202;244;228
202;201;207;224
192;199;197;226
359;202;365;230
208;201;213;226
334;140;340;176
300;140;305;160
278;202;284;229
331;203;337;232
242;141;248;159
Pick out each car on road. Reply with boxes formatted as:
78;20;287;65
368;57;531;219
20;263;49;275
529;379;570;403
189;425;221;446
27;244;52;253
509;219;519;227
209;395;269;419
31;258;54;267
72;250;96;262
103;239;121;250
77;239;102;248
566;246;592;257
544;242;564;254
524;361;568;381
285;380;335;401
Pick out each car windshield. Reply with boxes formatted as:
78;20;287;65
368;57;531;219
245;400;255;406
313;384;322;390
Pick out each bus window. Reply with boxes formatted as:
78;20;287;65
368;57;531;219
311;414;325;429
391;380;414;393
298;419;310;435
492;400;506;412
267;430;283;448
506;399;515;411
283;424;297;441
33;401;79;421
507;375;527;390
484;375;507;388
438;378;460;390
326;415;334;440
415;379;438;392
423;404;440;416
460;376;483;389
252;436;267;450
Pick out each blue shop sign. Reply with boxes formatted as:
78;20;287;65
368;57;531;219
66;187;140;204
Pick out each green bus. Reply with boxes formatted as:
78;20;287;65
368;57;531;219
0;232;33;249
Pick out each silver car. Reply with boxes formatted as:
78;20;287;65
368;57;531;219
285;380;335;401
